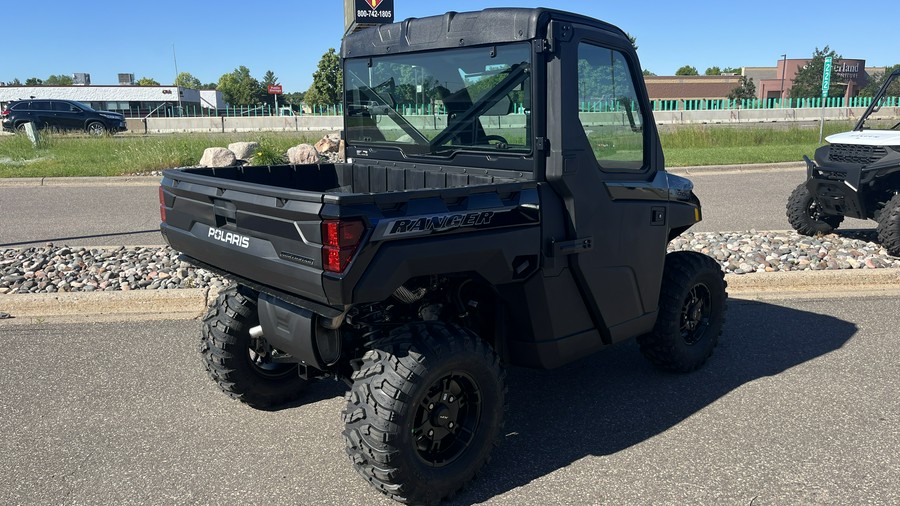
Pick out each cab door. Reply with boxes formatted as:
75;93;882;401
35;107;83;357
544;21;669;342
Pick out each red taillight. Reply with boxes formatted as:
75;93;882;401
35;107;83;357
158;186;167;222
322;219;365;273
0;110;9;117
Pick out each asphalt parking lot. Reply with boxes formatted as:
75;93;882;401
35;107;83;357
1;294;897;505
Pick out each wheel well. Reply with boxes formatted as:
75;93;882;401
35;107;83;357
385;274;509;352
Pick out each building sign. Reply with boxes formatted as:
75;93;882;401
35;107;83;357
832;60;861;80
355;0;393;23
267;85;283;95
345;0;394;33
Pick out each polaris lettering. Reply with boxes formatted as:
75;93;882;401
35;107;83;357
207;227;250;248
389;211;494;235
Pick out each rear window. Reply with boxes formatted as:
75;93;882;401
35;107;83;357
9;102;28;110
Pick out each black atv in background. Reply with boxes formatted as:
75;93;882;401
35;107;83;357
788;68;900;255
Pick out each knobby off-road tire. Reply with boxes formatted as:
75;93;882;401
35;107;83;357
638;251;727;373
200;285;307;409
786;183;844;236
876;193;900;257
342;322;506;505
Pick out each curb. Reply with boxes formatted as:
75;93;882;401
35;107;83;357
668;161;806;175
2;269;898;323
0;288;219;324
0;175;160;188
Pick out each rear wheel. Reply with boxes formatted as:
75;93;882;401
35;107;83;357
86;121;106;136
638;251;727;373
876;193;900;257
342;322;506;504
200;285;307;409
786;183;843;235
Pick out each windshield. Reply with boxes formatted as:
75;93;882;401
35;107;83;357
344;43;532;157
856;71;900;131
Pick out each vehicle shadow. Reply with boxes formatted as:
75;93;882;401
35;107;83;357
453;298;858;504
833;228;879;242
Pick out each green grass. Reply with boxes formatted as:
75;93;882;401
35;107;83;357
0;121;862;177
659;122;855;166
0;131;328;178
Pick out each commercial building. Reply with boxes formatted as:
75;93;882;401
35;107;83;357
0;85;225;117
749;58;882;101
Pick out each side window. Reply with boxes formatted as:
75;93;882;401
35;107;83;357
53;102;75;112
577;43;645;171
32;101;53;110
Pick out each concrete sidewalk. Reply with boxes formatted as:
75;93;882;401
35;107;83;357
2;269;899;324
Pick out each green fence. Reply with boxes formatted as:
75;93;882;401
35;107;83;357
650;96;900;112
125;95;900;118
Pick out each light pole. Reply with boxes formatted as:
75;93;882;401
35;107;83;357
780;54;787;107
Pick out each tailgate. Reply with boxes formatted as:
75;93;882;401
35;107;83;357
159;171;330;303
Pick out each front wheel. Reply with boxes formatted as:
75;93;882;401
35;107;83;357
200;285;307;409
86;121;106;136
786;183;843;236
638;251;727;373
342;322;506;504
876;193;900;257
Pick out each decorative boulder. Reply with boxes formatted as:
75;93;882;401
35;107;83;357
314;135;340;154
199;147;237;167
227;141;259;161
287;144;320;165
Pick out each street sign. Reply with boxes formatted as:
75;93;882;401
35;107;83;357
821;56;833;98
268;85;283;95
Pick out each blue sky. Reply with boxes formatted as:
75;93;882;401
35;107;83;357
4;0;897;93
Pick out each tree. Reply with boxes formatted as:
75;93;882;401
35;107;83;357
675;65;699;76
259;70;279;105
45;74;73;85
728;76;757;100
25;77;43;86
859;64;900;97
282;91;305;106
174;72;202;89
626;32;638;52
200;82;218;90
790;46;843;98
217;66;261;106
136;77;161;86
705;66;722;76
306;48;342;106
642;69;656;76
722;67;741;75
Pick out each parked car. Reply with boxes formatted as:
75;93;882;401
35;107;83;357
1;99;126;135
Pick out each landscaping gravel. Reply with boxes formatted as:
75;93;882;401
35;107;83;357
1;229;899;295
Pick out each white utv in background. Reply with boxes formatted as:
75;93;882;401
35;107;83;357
788;68;900;254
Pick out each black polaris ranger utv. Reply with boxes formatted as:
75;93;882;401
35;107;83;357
159;8;727;504
788;68;900;255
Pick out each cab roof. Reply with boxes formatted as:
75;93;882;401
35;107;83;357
341;8;628;58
